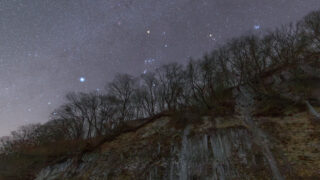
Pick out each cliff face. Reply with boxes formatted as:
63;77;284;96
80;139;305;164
33;87;320;180
35;116;259;180
259;111;320;178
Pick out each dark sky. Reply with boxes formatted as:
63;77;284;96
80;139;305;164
0;0;319;136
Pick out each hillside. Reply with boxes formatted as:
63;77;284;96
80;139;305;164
1;10;320;180
33;98;320;179
1;80;320;179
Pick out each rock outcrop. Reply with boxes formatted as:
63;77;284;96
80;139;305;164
34;93;320;179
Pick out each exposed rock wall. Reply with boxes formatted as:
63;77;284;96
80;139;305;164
34;114;277;180
33;86;320;179
235;86;284;180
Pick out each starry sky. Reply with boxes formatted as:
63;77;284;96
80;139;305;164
0;0;320;136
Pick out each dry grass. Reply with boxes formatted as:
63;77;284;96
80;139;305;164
254;95;305;117
0;137;104;180
258;108;320;178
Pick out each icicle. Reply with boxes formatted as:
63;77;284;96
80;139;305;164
235;85;284;180
178;126;191;180
306;100;320;120
158;142;161;154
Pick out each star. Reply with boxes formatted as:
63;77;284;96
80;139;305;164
208;34;216;41
254;25;261;30
144;58;155;64
79;77;86;82
146;30;151;34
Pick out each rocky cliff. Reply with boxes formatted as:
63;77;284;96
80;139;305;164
33;87;320;180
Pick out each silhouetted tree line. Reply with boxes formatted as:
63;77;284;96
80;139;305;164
1;10;320;153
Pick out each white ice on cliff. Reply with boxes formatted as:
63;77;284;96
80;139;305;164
35;86;286;180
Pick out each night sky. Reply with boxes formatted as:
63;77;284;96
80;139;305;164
0;0;320;136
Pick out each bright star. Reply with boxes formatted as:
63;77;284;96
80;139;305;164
80;77;86;82
146;30;151;34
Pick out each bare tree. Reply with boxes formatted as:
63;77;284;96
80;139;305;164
0;136;14;154
1;123;43;152
265;24;307;67
299;10;320;53
134;72;159;116
33;120;68;144
107;73;137;122
185;50;233;110
155;63;185;111
51;92;117;139
98;95;119;133
51;102;86;139
185;59;210;108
